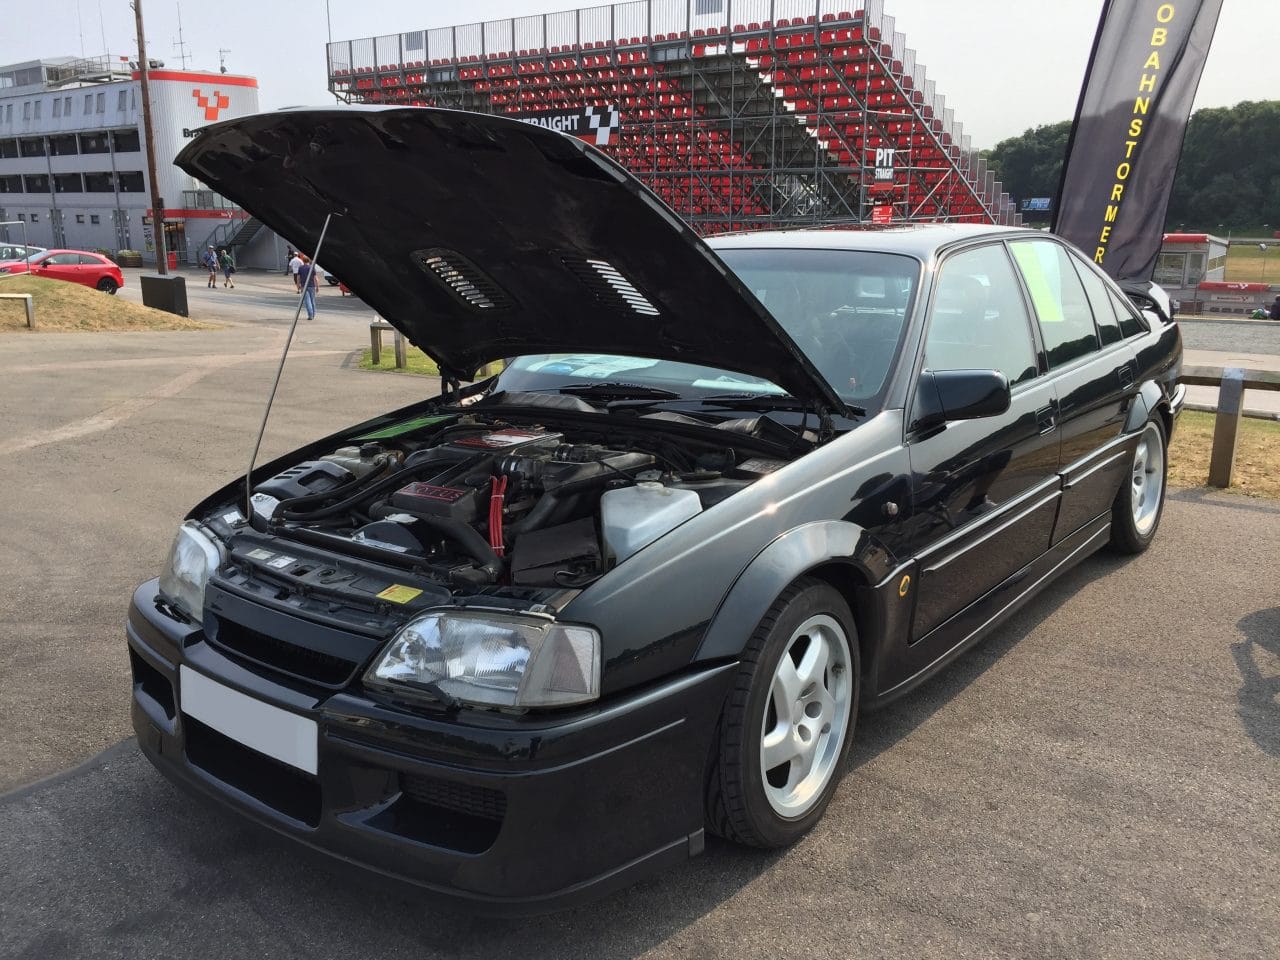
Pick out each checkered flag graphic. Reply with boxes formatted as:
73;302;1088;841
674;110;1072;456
583;105;621;146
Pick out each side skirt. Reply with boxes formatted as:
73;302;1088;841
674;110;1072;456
865;514;1112;709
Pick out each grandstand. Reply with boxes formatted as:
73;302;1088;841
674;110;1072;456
325;0;1021;235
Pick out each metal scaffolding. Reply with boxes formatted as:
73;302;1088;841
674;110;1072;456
326;0;1020;234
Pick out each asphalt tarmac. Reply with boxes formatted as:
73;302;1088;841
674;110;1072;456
1;273;1277;958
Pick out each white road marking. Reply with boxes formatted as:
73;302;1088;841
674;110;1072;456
0;348;349;457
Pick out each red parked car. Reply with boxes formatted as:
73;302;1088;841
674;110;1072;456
1;248;125;294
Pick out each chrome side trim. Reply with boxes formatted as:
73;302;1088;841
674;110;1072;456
1062;448;1130;491
882;523;1111;699
923;487;1061;575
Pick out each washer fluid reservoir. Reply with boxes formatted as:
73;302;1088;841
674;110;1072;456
600;482;702;565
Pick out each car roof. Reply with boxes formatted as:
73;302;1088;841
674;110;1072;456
707;223;1048;259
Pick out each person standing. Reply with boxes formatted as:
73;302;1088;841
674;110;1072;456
299;254;320;320
288;249;304;292
218;247;235;288
201;245;219;288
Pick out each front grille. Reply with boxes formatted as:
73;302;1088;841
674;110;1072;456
401;773;507;821
207;617;360;688
185;717;321;828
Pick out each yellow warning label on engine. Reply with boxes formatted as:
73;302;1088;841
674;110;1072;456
377;584;423;604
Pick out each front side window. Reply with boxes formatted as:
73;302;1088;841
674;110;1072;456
715;247;921;403
925;243;1037;386
1009;239;1099;369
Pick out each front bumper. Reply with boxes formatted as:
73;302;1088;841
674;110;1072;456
126;580;735;914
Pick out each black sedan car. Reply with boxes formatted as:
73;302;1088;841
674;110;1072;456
127;108;1183;913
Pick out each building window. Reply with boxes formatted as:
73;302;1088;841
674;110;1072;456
83;172;115;192
75;213;85;223
63;96;70;115
117;171;145;192
54;173;83;193
23;174;49;193
117;89;127;111
33;100;41;119
30;212;38;222
95;92;105;113
0;175;20;193
90;214;100;224
112;129;140;152
16;213;24;221
79;132;110;154
84;93;93;114
23;101;30;120
0;139;17;159
53;98;62;118
48;134;77;156
19;138;44;157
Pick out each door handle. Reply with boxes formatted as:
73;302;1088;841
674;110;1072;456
1035;404;1056;434
1118;362;1136;389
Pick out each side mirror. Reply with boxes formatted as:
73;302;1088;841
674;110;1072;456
913;369;1011;431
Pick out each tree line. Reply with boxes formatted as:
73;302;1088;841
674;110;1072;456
981;100;1280;231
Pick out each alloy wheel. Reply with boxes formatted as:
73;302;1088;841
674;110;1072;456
1131;422;1165;535
760;613;853;818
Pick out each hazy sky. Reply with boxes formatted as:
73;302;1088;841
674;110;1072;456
6;0;1276;148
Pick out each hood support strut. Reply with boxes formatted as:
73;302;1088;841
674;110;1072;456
244;212;336;518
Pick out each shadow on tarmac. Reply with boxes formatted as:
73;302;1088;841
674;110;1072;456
1232;607;1280;758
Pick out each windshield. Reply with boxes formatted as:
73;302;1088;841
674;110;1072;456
716;247;921;403
493;353;788;399
491;248;919;413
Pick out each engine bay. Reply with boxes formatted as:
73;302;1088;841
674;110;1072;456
202;411;793;615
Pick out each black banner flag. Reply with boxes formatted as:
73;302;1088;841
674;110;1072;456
1052;0;1223;283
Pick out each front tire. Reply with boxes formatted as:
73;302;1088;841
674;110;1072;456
707;578;860;848
1109;418;1167;554
96;278;118;294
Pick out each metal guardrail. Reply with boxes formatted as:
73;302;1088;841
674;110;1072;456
1180;365;1280;488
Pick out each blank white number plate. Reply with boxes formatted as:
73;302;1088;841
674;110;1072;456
179;666;318;775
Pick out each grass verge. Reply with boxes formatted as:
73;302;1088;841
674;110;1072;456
1224;246;1279;284
0;275;218;332
358;346;502;379
1169;410;1280;498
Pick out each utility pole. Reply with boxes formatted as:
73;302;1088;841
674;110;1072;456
133;0;168;275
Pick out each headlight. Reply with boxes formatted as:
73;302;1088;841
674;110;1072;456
365;611;601;709
158;521;225;620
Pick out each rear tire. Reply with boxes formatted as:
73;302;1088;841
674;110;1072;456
97;278;118;294
707;578;860;848
1109;418;1167;554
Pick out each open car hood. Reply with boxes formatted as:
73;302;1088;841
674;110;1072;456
175;107;844;411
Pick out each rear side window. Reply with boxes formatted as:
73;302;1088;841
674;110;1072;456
925;243;1037;386
1009;239;1100;369
1108;289;1147;339
78;254;101;265
1069;254;1122;346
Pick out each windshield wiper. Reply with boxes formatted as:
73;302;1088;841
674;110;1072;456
698;393;867;418
554;382;684;401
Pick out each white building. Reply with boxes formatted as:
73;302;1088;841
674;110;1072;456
0;56;279;266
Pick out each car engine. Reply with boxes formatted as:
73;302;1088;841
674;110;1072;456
207;413;788;611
